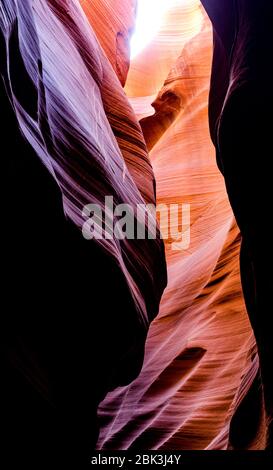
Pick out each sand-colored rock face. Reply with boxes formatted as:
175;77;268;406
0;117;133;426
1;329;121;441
97;3;261;450
81;0;136;85
2;0;270;460
1;0;166;460
125;0;204;98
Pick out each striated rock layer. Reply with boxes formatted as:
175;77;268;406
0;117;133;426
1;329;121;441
81;0;136;86
1;0;271;460
1;0;166;464
97;3;264;450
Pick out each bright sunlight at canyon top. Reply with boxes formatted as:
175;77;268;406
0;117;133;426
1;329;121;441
130;0;186;58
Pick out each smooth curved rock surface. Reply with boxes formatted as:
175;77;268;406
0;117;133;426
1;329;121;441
201;0;273;448
81;0;136;86
1;0;166;463
97;5;262;451
2;0;271;459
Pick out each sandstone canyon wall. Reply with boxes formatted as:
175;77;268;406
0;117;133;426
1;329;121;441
97;3;264;450
1;0;166;463
201;0;273;448
1;0;272;463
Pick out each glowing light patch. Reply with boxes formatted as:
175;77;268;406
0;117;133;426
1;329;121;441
130;0;183;58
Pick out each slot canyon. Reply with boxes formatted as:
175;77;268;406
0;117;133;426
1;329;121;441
1;0;272;464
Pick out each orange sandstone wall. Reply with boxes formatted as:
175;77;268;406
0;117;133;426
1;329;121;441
96;2;260;450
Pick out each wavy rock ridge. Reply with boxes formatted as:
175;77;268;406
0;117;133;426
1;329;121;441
97;5;262;450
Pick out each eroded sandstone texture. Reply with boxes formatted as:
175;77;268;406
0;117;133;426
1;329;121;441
1;0;166;464
1;0;272;462
97;5;263;451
